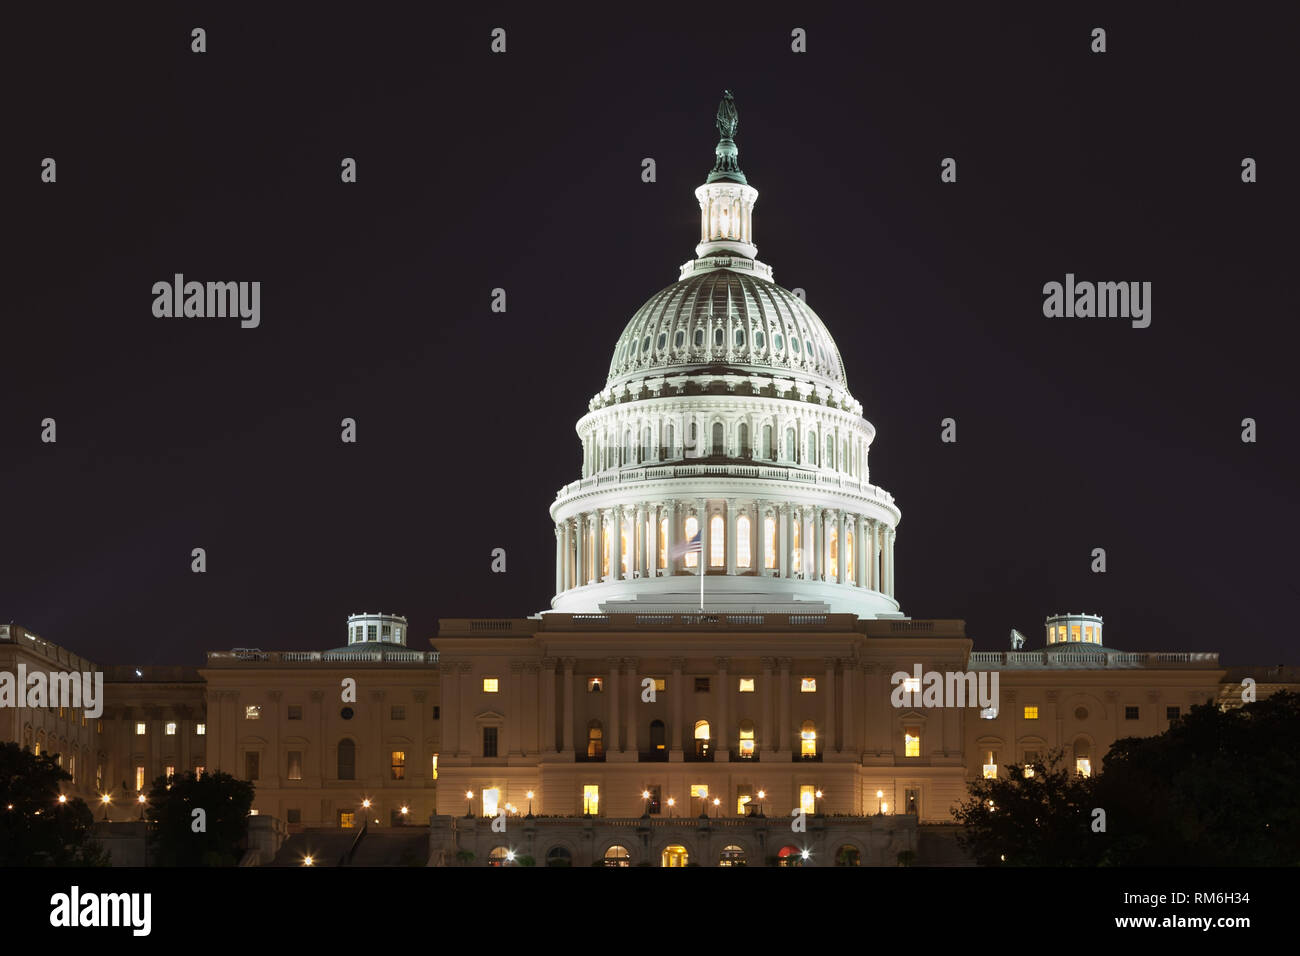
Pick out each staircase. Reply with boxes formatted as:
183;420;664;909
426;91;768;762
268;824;427;867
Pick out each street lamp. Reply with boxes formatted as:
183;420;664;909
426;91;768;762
400;805;409;822
525;790;534;817
137;793;146;820
100;793;111;821
465;790;475;818
756;789;766;818
814;789;823;816
302;855;315;866
667;797;676;818
712;797;721;818
362;798;371;810
876;789;883;815
58;794;67;805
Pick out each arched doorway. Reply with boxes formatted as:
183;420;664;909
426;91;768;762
603;845;631;867
776;845;806;867
719;845;747;867
662;844;689;867
835;845;861;867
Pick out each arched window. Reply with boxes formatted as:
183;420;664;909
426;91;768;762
649;719;666;752
659;517;668;569
719;845;747;866
711;421;724;455
602;522;611;578
694;720;711;759
774;332;784;351
488;846;513;866
764;516;777;569
666;423;675;458
826;435;835;468
337;738;356;780
737;514;752;568
828;526;838;580
800;720;817;758
684;515;699;568
738;719;756;758
710;514;724;567
546;845;573;867
1074;738;1092;777
587;721;604;759
714;327;724;347
624;429;633;464
786;428;795;461
643;427;652;461
754;330;765;349
835;845;861;867
807;433;817;465
657;332;666;350
674;330;685;348
777;845;804;867
662;844;689;867
603;845;631;867
694;328;704;347
762;423;772;459
738;422;749;457
735;327;745;348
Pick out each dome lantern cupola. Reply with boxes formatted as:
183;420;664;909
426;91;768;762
694;90;759;261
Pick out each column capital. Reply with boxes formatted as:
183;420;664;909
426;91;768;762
267;690;282;701
620;656;639;669
778;657;793;671
412;690;428;702
457;662;472;674
760;656;776;671
670;657;687;671
606;657;623;672
714;656;731;671
510;660;526;673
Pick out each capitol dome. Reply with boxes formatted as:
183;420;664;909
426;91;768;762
548;91;903;618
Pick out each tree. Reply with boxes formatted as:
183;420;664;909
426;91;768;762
0;741;108;866
145;770;254;866
953;748;1101;865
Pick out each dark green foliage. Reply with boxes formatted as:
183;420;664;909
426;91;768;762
0;741;107;866
145;770;253;866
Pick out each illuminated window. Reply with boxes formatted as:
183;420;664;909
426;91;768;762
587;722;604;758
430;754;438;779
620;517;631;577
604;845;630;867
1024;706;1038;719
165;722;177;735
245;706;261;720
710;514;724;567
68;755;75;782
653;678;666;692
195;723;206;736
1070;624;1081;642
288;751;302;780
737;514;751;568
764;516;777;568
194;765;204;777
738;719;755;757
736;786;754;816
1074;738;1091;777
659;518;668;568
1024;749;1039;777
482;787;500;817
828;526;838;579
690;784;709;799
587;677;603;692
391;751;406;780
791;519;801;571
602;523;611;577
846;530;854;583
694;720;711;759
800;720;817;757
135;766;145;791
339;810;356;829
684;516;699;568
738;678;755;693
662;844;688;867
583;785;600;815
1076;758;1092;777
801;678;817;692
483;677;499;693
1084;625;1094;642
135;722;146;735
982;750;998;779
904;727;920;758
1057;624;1066;643
800;785;816;814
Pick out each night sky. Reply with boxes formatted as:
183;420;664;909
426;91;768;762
5;4;1297;668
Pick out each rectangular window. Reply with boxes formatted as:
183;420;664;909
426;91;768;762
381;624;391;637
433;706;440;720
288;705;303;720
164;764;175;780
1084;625;1094;642
287;751;303;780
135;722;146;735
738;677;755;693
367;625;377;640
165;721;177;735
654;678;666;692
764;516;777;569
1166;706;1180;720
1023;706;1038;719
1076;758;1092;778
800;677;816;692
96;764;103;789
1125;706;1139;720
587;677;603;692
904;727;920;758
286;808;302;824
244;752;260;781
694;677;710;693
245;705;261;720
391;751;406;780
483;677;499;693
390;705;405;720
196;722;206;735
482;787;500;817
689;783;708;803
647;785;662;815
1024;750;1040;777
483;727;498;758
583;784;600;816
982;750;998;779
800;785;816;814
903;676;921;696
68;754;76;783
431;754;438;779
1070;624;1081;641
135;766;145;791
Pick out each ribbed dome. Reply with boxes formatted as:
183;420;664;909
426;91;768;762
607;269;847;390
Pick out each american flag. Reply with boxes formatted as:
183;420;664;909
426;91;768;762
669;531;701;560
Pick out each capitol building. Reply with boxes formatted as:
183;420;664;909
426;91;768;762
3;93;1284;867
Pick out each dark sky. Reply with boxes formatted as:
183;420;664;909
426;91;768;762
4;3;1297;667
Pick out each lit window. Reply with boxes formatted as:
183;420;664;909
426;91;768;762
587;677;603;692
710;514;724;567
737;514;751;568
1084;625;1093;642
483;677;499;693
828;526;837;579
694;721;711;759
245;705;261;720
165;722;177;735
659;518;668;568
904;727;920;758
1057;624;1066;643
1076;758;1092;778
684;516;699;568
583;785;600;816
738;719;755;757
800;786;816;814
1023;706;1038;719
164;764;174;780
135;766;145;791
764;516;777;568
135;722;146;735
196;723;206;736
391;751;406;780
1070;624;1081;642
738;678;755;693
791;520;801;571
690;784;708;799
800;720;817;757
801;678;817;692
288;751;303;780
194;765;204;776
736;789;753;816
430;754;438;779
845;530;854;583
482;787;500;817
982;751;998;779
587;723;604;758
654;678;666;692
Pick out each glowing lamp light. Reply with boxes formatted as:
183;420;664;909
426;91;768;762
881;802;888;813
400;806;409;815
876;790;883;798
506;850;516;862
756;790;765;799
641;790;650;800
465;790;474;800
58;795;67;804
101;794;111;805
801;849;810;860
303;855;314;866
362;798;372;809
137;794;146;804
815;790;823;799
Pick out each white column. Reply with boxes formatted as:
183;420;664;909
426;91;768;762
554;526;562;596
867;518;878;591
815;509;826;581
614;504;626;579
634;503;645;578
888;528;896;597
561;520;572;591
855;513;866;588
726;498;737;576
779;504;791;578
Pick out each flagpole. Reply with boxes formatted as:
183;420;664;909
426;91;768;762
700;559;704;610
